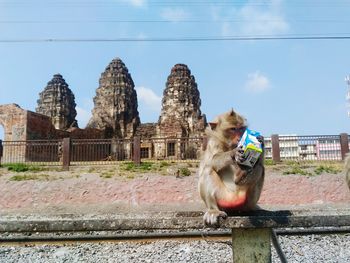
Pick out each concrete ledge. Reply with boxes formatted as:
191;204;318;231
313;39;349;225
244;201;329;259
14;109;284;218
1;207;350;233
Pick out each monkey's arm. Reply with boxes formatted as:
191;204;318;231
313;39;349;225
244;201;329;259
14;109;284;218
234;142;265;185
210;149;237;172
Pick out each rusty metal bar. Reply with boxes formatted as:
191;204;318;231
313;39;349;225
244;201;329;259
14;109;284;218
271;134;281;163
133;136;141;165
340;133;349;160
62;137;71;170
271;229;288;263
1;227;350;243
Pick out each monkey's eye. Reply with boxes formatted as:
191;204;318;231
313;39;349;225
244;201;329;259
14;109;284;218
230;127;246;134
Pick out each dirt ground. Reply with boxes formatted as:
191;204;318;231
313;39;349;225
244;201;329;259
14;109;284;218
0;163;349;216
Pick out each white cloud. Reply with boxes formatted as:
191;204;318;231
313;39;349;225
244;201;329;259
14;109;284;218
121;0;146;8
135;86;161;111
76;106;92;129
160;8;190;22
245;71;271;93
220;0;289;36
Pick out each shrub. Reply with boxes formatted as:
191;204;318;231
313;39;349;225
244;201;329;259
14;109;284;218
264;159;275;166
4;163;29;172
314;165;341;175
120;162;155;172
283;166;312;176
179;167;191;177
3;163;43;172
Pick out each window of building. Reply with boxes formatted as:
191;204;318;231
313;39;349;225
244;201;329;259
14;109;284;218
140;147;149;159
167;142;176;157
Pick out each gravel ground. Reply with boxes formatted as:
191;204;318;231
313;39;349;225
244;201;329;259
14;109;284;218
0;233;349;263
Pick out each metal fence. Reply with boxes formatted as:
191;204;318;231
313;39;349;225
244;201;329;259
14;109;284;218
70;139;132;165
264;134;349;161
0;134;348;167
0;140;61;166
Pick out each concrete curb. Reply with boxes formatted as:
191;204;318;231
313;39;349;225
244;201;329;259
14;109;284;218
1;207;350;233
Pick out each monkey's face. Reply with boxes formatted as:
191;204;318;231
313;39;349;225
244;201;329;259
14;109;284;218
226;126;246;148
208;109;247;148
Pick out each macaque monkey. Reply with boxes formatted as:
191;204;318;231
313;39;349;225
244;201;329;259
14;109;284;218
198;109;265;226
344;154;350;190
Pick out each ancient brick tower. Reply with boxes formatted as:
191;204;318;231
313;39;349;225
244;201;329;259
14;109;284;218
87;58;140;138
157;64;206;137
36;74;77;130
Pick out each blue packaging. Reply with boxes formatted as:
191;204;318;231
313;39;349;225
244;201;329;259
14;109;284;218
236;128;263;167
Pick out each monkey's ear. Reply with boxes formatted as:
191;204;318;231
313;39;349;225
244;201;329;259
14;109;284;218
229;108;236;116
209;122;217;130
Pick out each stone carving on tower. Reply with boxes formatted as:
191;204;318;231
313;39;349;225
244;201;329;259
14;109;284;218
36;74;78;130
157;63;206;137
87;58;140;138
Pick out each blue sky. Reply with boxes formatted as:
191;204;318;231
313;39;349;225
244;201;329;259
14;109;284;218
0;0;350;140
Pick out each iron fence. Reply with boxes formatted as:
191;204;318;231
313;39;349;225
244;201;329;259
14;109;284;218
70;139;132;165
140;137;204;162
1;140;61;166
0;134;348;167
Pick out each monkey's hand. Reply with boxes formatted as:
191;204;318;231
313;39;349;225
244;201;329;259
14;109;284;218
203;209;227;226
235;145;246;164
256;135;265;148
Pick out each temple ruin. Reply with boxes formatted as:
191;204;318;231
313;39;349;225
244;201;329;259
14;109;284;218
87;58;140;139
0;58;207;161
36;74;78;130
157;63;206;138
135;63;206;159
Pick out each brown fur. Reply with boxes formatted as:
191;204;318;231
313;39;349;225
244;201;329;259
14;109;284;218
198;109;265;226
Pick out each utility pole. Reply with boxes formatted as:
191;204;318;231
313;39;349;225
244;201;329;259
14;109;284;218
345;75;350;117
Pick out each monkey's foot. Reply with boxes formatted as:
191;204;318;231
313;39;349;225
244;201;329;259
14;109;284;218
203;209;227;226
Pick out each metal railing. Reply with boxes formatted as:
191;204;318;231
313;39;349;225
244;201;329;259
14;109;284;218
264;134;349;161
70;138;132;165
1;140;61;166
0;133;348;168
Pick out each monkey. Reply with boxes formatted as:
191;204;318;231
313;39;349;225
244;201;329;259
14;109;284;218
198;109;265;226
344;154;350;190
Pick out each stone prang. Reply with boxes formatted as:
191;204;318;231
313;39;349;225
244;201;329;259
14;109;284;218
36;74;78;130
158;64;206;137
87;58;140;138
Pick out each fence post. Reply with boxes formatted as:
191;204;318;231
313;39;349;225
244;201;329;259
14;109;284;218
340;133;349;160
0;140;2;166
271;134;281;163
133;137;141;166
62;137;71;170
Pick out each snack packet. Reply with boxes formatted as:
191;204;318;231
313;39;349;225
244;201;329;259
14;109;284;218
236;128;263;167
